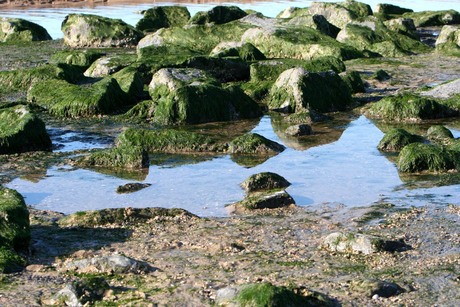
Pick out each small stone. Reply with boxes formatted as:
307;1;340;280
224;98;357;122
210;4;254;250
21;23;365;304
116;183;152;194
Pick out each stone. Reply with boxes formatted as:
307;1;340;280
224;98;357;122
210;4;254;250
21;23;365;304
210;42;266;61
307;1;367;29
426;125;454;142
231;191;295;212
240;172;291;193
227;133;285;155
372;69;391;81
53;284;82;307
402;10;460;27
286;14;341;38
0;105;52;154
77;146;150;170
421;79;460;99
116;183;152;194
136;6;190;33
63;254;147;274
384;18;418;40
61;14;144;48
83;55;134;78
285;124;313;136
322;232;386;254
0;17;51;42
267;67;352;113
350;279;404;298
340;70;365;93
378;128;423;152
189;6;247;25
398;143;460;173
375;4;413;17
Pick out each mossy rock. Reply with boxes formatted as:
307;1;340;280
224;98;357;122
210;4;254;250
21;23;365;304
227;133;285;154
372;69;391;81
378;128;423;152
350;279;405;298
0;187;30;253
59;207;197;227
116;128;222;153
27;77;131;118
84;54;137;78
62;14;144;48
398;143;460;173
340;70;365;93
189;5;247;25
136;6;190;33
148;68;260;125
367;93;458;122
0;245;26;273
306;1;372;29
0;64;83;93
210;42;266;61
0;18;52;42
233;282;334;306
0;105;52;154
384;18;419;40
232;191;295;212
435;25;460;56
50;50;104;70
76;145;149;170
285;13;341;38
402;10;460;27
242;26;363;61
426;125;454;142
241;172;290;193
436;42;460;57
375;3;413;19
181;56;250;83
268;68;352;113
322;232;387;254
111;66;144;99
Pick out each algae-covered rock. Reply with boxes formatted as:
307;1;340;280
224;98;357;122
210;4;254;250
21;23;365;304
147;68;260;124
322;232;387;254
182;56;250;83
340;70;365;93
307;1;372;29
402;10;460;27
375;3;413;19
367;93;458;122
0;105;52;154
426;125;454;142
116;183;151;194
62;14;144;48
0;17;52;42
227;133;285;154
241;172;291;193
378;128;423;152
189;5;247;25
285;13;341;38
231;191;295;212
435;25;460;56
398;143;459;173
384;18;418;40
116;128;222;153
111;66;144;98
372;69;391;81
83;54;137;78
268;67;352;113
210;42;266;61
350;279;404;298
50;50;104;70
76;145;149;170
27;77;131;118
136;6;190;33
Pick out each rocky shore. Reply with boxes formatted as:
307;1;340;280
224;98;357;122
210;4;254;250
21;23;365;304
1;0;460;305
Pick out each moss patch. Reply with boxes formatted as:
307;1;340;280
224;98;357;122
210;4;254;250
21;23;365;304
398;143;460;173
76;145;149;170
0;18;51;42
378;128;424;152
227;133;285;154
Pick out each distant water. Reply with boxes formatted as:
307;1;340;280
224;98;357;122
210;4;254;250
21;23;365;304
0;0;459;39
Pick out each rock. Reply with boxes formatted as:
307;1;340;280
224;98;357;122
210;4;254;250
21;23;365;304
402;10;460;27
51;50;104;70
0;187;30;273
111;66;144;99
340;70;365;93
189;6;247;25
61;14;144;48
285;124;313;136
0;105;52;154
73;276;110;305
375;4;413;20
285;14;341;38
227;133;285;154
307;1;369;29
240;172;291;193
350;279;404;298
421;79;460;99
231;191;295;212
210;42;266;61
378;128;423;152
83;55;134;78
116;183;152;194
53;284;82;307
147;68;260;124
63;254;148;274
426;125;454;142
435;25;460;46
27;77;131;118
181;56;250;83
322;232;387;254
77;146;150;170
116;128;222;153
267;67;352;113
372;69;391;81
136;6;190;33
215;287;238;306
366;93;458;122
398;143;460;173
384;18;418;40
0;17;52;42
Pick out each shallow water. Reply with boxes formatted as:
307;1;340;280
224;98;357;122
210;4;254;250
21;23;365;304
0;0;459;39
6;115;460;216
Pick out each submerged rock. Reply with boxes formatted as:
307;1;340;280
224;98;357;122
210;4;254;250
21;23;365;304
398;143;460;173
62;14;144;48
0;105;52;154
378;128;423;152
0;17;52;42
240;172;291;193
136;6;190;33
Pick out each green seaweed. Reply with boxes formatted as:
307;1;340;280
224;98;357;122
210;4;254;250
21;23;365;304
0;18;51;42
378;128;424;152
241;172;291;193
398;143;460;173
402;10;460;27
228;133;285;154
136;6;190;33
76;145;149;170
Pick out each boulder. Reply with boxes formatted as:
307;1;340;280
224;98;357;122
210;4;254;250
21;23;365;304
397;143;460;173
372;69;391;81
322;232;408;254
136;6;190;33
285;124;313;136
63;254;148;274
378;128;423;152
116;128;222;153
83;54;136;78
53;284;82;307
147;68;260;124
384;18;418;40
375;3;413;18
50;50;104;70
0;105;52;154
189;6;247;25
76;145;150;170
307;1;372;29
210;42;266;61
181;56;250;83
61;14;144;48
231;190;295;212
435;25;460;56
27;77;131;118
227;133;285;154
111;66;144;99
267;67;352;113
0;17;51;42
402;10;460;27
366;93;458;122
426;125;454;142
340;70;365;93
116;183;152;194
240;172;291;193
286;14;341;38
